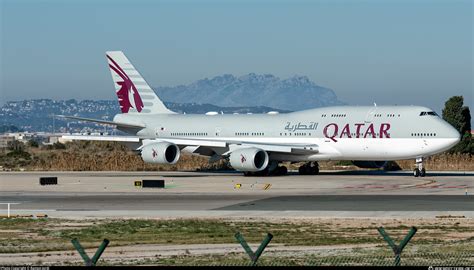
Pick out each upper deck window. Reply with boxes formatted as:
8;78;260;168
420;111;438;116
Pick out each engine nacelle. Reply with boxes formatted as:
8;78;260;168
141;142;180;164
229;148;269;172
352;161;387;169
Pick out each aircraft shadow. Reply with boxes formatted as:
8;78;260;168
285;170;474;177
323;170;474;177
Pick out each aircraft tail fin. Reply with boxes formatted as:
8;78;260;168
106;51;175;114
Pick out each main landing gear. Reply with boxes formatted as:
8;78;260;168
298;162;319;175
243;162;288;176
413;157;426;177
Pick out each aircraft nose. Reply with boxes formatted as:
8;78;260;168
451;126;461;143
445;124;461;148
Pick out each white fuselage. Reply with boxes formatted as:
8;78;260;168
115;105;460;162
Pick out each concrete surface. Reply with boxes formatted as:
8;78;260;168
1;170;473;218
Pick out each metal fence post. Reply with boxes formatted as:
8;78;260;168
253;233;273;264
235;232;273;266
377;226;417;266
71;238;92;266
91;239;110;265
235;232;255;261
71;238;110;266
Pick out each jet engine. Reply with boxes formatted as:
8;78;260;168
141;142;180;164
229;148;269;172
352;161;387;169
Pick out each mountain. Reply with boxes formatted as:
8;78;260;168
155;73;343;111
0;125;22;133
0;99;289;132
166;103;290;114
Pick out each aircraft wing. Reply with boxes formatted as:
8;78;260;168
62;135;318;155
144;137;319;155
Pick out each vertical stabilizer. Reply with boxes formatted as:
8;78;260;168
106;51;174;114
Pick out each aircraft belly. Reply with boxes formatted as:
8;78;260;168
328;138;445;160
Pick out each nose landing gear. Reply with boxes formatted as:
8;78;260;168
413;157;426;177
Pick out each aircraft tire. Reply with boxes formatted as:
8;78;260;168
298;165;306;175
279;166;288;175
420;168;426;177
312;166;319;175
413;168;420;177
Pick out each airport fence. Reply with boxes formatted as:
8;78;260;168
202;252;474;266
68;229;474;267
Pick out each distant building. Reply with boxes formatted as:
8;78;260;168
42;133;73;145
6;132;34;143
0;135;15;149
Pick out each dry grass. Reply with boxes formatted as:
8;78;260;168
27;141;227;171
2;217;474;254
395;153;474;171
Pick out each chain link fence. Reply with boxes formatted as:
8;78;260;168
201;253;474;266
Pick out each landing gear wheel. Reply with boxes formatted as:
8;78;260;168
414;157;426;178
268;165;288;176
299;166;306;175
298;162;319;175
413;168;420;177
313;166;319;175
420;168;426;177
244;164;288;177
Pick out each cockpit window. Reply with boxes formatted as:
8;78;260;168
420;111;438;116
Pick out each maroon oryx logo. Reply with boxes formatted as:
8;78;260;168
152;148;158;159
107;55;144;113
240;154;246;163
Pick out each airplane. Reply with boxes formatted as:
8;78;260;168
61;51;461;177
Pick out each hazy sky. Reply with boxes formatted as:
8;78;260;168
1;0;472;115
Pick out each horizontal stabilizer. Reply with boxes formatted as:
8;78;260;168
57;115;145;129
62;135;140;142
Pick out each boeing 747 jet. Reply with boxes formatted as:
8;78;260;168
62;51;461;177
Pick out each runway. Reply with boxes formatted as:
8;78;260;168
1;170;474;218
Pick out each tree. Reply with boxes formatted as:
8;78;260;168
28;139;39;148
52;142;66;150
7;140;25;152
442;96;472;154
